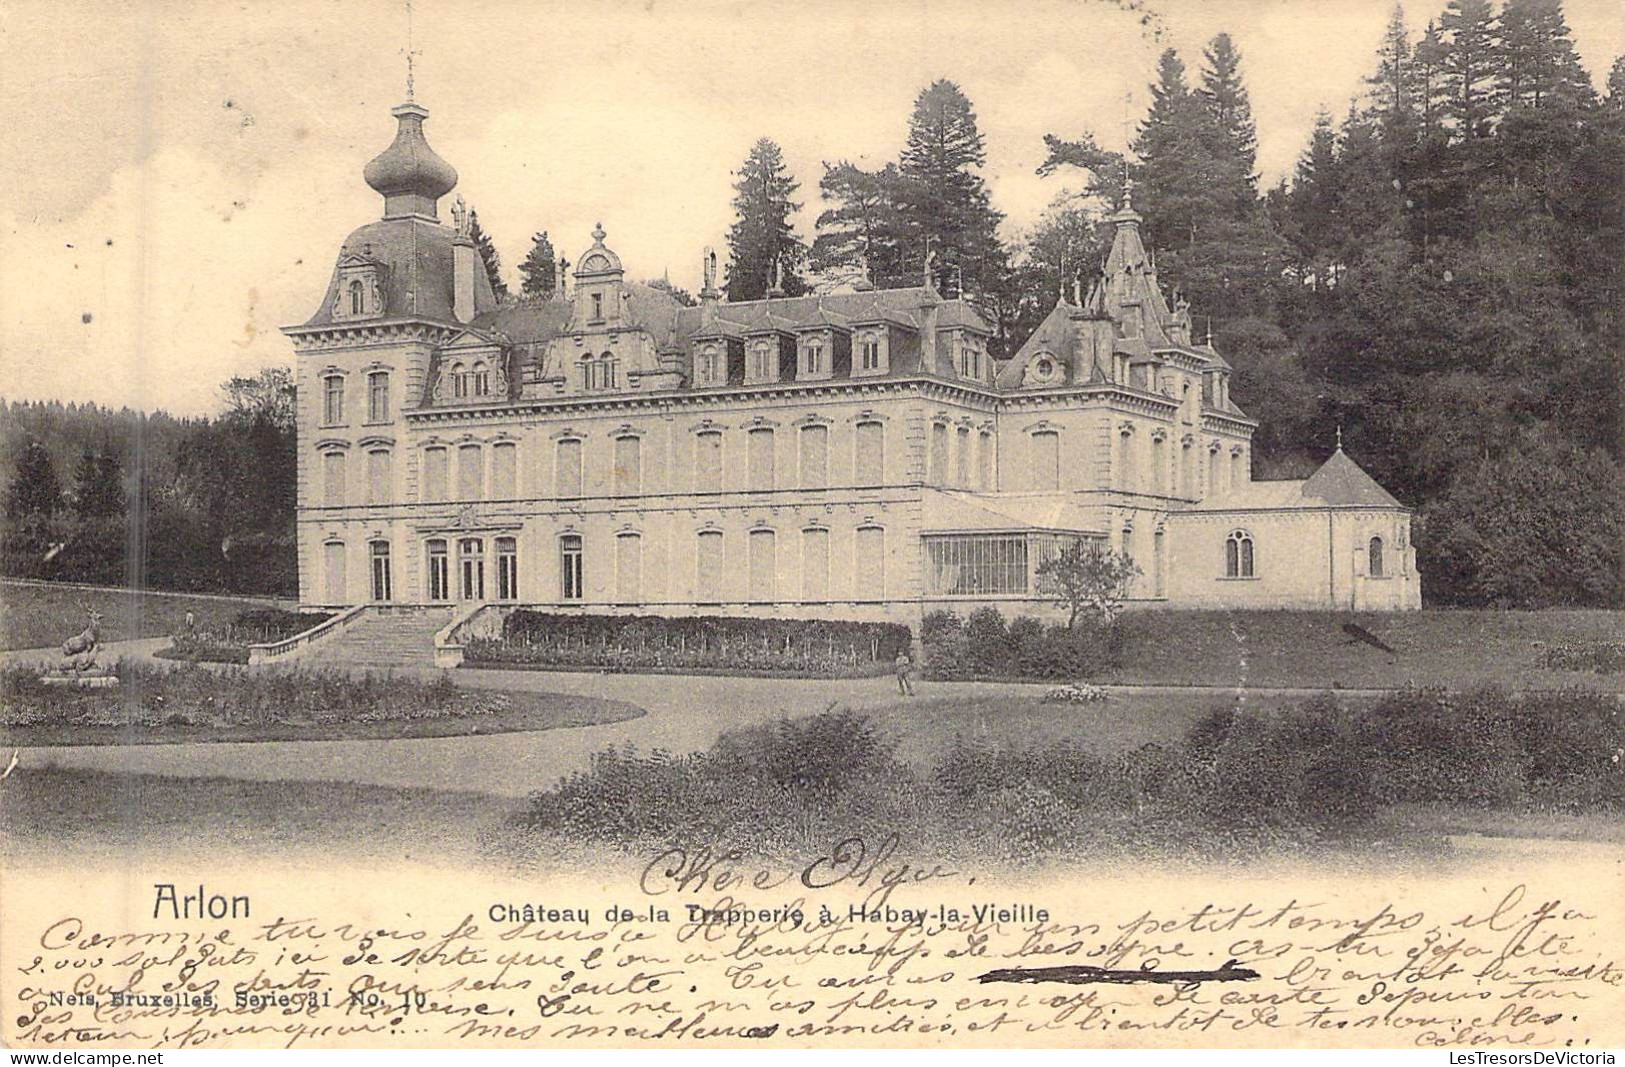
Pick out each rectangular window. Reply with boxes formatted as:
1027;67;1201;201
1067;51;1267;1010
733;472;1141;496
956;426;970;487
323;541;346;603
457;444;483;501
748;427;775;491
591;292;603;321
803;342;823;376
367;372;389;422
370;541;392;602
496;537;519;600
800;424;828;489
694;431;722;492
801;528;829;601
427;540;449;600
1152;436;1167;495
422;447;448;503
458;537;484;600
366;449;392;505
860;339;881;371
750;343;774;381
748;529;776;602
1033;430;1060;491
696;530;723;602
556;439;583;498
855;422;883;486
930;423;950;485
323;376;344;425
614;436;642;496
323;451;346;506
491;442;516;498
978;430;993;490
560;535;583;600
1231;449;1245;487
855;526;884;599
615;534;641;603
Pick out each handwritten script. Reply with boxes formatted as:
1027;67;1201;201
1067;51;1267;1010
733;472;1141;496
5;845;1623;1049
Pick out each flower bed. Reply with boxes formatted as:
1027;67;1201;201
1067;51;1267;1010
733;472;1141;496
161;608;334;664
466;611;910;677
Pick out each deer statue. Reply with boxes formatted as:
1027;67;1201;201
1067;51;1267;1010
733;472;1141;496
61;603;103;671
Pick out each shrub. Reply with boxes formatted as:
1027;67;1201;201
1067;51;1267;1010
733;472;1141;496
1538;641;1625;674
470;612;911;677
964;607;1011;675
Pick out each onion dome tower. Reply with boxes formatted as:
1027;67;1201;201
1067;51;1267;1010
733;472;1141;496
363;102;458;221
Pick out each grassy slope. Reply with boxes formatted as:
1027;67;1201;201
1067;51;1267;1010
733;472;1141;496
0;582;280;650
1105;609;1623;690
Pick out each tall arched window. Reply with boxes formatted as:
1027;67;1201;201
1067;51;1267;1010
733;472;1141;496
1032;430;1060;491
855;421;884;486
1369;536;1385;578
367;371;390;422
349;280;364;316
748;528;776;602
559;534;584;600
614;435;642;495
855;526;885;599
322;374;345;425
1225;529;1255;578
322;449;347;506
324;541;347;604
422;446;448;503
696;529;724;602
451;362;469;400
556;438;583;498
426;539;449;601
748;427;775;491
695;430;723;492
800;424;829;489
471;361;490;397
615;533;641;603
600;353;618;390
370;540;392;602
801;527;830;601
1118;427;1136;491
365;448;392;505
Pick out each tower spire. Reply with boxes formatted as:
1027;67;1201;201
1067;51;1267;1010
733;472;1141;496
402;0;421;103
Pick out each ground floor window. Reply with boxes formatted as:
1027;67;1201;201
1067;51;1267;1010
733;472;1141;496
1369;535;1385;577
748;529;776;601
560;535;583;601
1225;530;1255;578
855;526;885;599
370;540;391;602
323;541;346;603
496;536;519;600
427;539;449;600
696;530;723;602
459;537;485;600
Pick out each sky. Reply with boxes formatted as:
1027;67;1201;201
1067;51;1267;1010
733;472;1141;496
1;0;1620;416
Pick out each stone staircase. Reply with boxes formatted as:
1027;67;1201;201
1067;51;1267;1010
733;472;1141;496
300;607;456;671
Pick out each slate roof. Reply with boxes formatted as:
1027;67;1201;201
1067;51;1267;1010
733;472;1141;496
1189;450;1406;511
297;217;498;329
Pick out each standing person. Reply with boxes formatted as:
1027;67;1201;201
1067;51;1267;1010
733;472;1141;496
894;649;915;696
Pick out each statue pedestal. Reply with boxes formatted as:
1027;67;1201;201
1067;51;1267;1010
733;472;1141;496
40;671;118;688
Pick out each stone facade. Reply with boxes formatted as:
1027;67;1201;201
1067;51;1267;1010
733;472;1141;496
284;99;1422;623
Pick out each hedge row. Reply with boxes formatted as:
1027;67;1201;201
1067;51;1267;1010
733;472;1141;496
467;611;912;677
921;608;1121;680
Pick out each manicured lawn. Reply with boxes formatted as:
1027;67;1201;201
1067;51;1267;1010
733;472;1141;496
867;688;1329;767
1104;608;1625;690
0;581;281;651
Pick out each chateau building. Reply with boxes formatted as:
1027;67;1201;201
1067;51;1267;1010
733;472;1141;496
284;98;1422;621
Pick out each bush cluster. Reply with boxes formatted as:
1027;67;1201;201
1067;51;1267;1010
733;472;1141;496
468;612;911;677
519;687;1625;861
921;607;1120;680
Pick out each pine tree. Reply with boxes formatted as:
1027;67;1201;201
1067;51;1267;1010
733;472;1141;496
1495;0;1595;113
518;231;558;299
468;209;508;300
896;80;1007;298
809;161;909;288
1440;0;1498;138
6;439;63;519
724;138;806;302
1200;32;1259;203
1134;49;1213;252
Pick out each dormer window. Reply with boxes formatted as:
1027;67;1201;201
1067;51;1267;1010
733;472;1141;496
332;257;384;322
860;337;881;372
471;361;490;397
748;341;775;383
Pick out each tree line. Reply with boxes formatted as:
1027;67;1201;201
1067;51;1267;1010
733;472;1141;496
1;369;297;595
